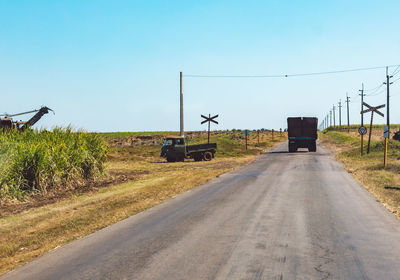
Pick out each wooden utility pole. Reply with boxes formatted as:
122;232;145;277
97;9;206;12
272;129;274;140
346;93;350;132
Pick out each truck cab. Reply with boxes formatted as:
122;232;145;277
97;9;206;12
160;137;186;162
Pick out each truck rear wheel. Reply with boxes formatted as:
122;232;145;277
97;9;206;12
308;142;317;152
288;144;297;153
203;152;212;161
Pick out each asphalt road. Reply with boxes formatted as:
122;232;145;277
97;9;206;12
3;142;400;280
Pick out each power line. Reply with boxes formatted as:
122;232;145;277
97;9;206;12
391;65;400;76
364;83;384;92
392;76;400;84
184;64;400;78
366;88;386;97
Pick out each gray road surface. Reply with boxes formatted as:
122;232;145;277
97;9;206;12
2;142;400;280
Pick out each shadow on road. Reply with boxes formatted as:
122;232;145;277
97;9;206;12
269;150;309;154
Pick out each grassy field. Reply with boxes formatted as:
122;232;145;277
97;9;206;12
320;129;400;220
0;130;286;275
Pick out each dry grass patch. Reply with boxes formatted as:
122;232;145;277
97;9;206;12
320;131;400;219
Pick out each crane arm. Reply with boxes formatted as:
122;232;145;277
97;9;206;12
20;107;54;131
1;109;40;118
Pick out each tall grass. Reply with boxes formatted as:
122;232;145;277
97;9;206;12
0;127;108;200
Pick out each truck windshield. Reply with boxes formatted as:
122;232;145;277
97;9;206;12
163;139;173;146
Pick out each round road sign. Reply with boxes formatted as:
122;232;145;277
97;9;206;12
358;126;367;135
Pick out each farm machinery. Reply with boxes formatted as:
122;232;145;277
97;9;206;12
0;106;54;131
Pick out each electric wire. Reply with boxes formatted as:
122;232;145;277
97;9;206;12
391;65;400;76
364;83;384;92
184;64;400;78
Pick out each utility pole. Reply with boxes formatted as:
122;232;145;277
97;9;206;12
359;83;366;126
180;72;184;137
326;114;329;128
333;105;336;128
346;93;350;132
359;84;366;156
330;110;332;128
383;67;393;168
383;67;393;133
338;100;342;130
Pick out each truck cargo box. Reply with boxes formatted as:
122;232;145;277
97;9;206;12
287;117;318;152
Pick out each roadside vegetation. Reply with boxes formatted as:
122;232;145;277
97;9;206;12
320;128;400;219
0;128;108;201
0;129;286;275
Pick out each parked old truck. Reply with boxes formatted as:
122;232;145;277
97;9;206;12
287;117;318;152
160;136;217;162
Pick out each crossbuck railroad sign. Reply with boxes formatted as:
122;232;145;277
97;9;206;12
360;102;385;154
201;114;219;144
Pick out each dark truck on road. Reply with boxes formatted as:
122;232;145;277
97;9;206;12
287;117;318;152
160;137;217;162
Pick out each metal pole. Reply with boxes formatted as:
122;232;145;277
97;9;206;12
333;105;336;128
338;100;342;130
245;131;248;150
367;112;374;154
180;72;184;137
207;114;210;144
359;83;364;126
384;137;388;167
386;67;390;132
361;134;364;156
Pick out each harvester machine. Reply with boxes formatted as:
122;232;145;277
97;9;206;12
0;106;54;131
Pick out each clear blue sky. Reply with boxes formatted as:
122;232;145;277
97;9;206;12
1;0;399;132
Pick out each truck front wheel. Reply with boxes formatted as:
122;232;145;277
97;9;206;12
166;156;176;162
203;152;212;161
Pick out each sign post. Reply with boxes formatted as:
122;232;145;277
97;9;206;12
360;102;385;154
358;126;367;156
244;129;249;150
384;125;389;168
201;114;219;144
